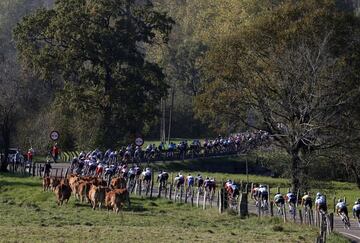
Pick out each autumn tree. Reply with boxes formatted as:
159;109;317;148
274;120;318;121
196;0;360;191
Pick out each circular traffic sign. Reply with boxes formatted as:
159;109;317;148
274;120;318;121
135;137;144;146
50;131;60;141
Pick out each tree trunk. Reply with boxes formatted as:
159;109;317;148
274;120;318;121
290;150;301;192
97;65;115;149
0;120;10;172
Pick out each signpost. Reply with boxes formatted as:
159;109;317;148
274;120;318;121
50;131;60;141
135;137;144;146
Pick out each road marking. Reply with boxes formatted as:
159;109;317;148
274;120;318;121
340;232;360;241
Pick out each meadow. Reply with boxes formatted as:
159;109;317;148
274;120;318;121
0;173;348;243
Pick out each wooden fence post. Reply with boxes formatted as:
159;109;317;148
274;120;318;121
157;182;161;198
283;205;287;223
270;201;274;217
316;211;320;227
310;209;314;225
219;189;224;214
174;187;178;202
138;180;142;196
32;164;36;177
134;181;138;195
164;184;168;198
150;179;154;199
184;188;188;203
169;184;173;200
191;189;194;207
180;186;184;203
333;197;336;213
238;193;248;218
320;214;326;242
196;190;200;208
203;190;207;210
299;209;303;224
329;213;334;232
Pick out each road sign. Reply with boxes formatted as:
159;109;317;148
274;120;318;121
50;131;60;141
135;137;144;146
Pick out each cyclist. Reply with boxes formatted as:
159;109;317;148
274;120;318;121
352;201;360;228
142;167;152;181
157;170;169;187
286;191;297;214
274;192;285;214
187;174;195;188
315;192;327;213
252;184;260;201
336;199;350;228
301;192;313;210
196;174;204;187
258;185;268;209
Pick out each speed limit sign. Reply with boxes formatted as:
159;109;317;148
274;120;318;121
135;137;144;146
50;131;60;141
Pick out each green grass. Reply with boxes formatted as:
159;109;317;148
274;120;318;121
0;173;346;242
150;158;360;211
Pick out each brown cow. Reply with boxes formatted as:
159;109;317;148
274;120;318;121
105;189;130;213
50;177;61;191
54;183;72;206
68;175;80;198
88;185;108;210
42;177;51;191
110;177;127;189
78;181;91;203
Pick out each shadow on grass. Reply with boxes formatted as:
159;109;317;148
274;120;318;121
0;180;40;188
151;157;271;175
73;201;148;212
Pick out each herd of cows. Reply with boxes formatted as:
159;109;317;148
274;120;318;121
42;174;130;213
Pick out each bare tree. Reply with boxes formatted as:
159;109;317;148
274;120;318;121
196;2;360;191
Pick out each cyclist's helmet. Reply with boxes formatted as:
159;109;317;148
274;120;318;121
316;192;321;197
355;201;359;205
338;199;343;203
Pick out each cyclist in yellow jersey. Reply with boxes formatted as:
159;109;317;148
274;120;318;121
301;192;313;210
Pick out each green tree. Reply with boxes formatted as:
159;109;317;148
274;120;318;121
14;0;173;148
196;0;360;191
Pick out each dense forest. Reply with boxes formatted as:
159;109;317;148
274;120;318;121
3;0;360;189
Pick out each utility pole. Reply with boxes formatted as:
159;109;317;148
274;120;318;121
167;87;175;144
160;97;166;143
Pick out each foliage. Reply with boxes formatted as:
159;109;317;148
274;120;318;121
14;0;173;148
195;0;360;191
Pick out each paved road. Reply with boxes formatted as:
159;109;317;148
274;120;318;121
47;162;360;242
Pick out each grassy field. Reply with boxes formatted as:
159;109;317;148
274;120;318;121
0;173;348;243
150;158;360;211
